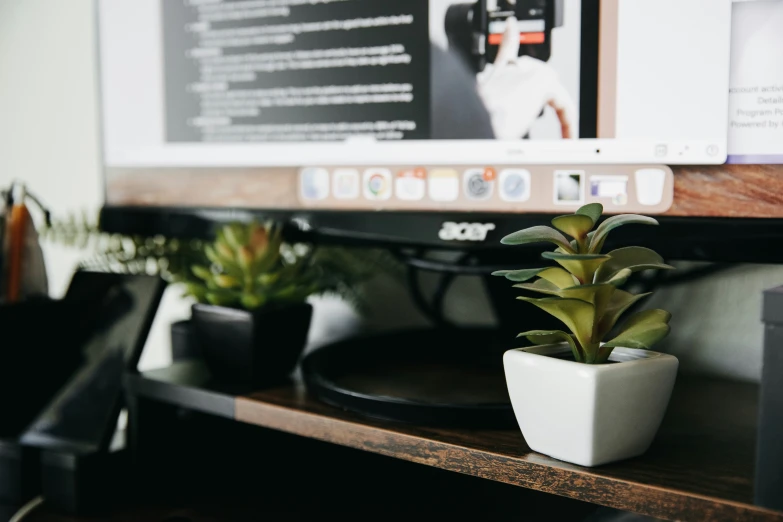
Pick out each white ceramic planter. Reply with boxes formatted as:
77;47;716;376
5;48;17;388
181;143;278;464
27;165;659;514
503;343;678;467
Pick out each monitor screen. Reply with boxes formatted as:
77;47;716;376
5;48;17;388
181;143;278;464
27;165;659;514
98;0;783;237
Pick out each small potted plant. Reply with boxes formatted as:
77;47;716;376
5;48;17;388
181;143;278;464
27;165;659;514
184;221;319;389
493;203;678;467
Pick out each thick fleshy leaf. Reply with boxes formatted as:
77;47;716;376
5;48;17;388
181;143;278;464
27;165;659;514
204;245;222;265
222;224;245;251
492;267;549;282
518;330;582;362
514;279;562;296
589;215;659;254
501;226;576;253
602;309;672;349
552;214;595;240
595;290;651;339
240;293;266;309
538;267;579;289
517;297;596;350
541;252;610;284
620;308;672;329
559;283;616;319
205;244;243;279
191;265;212;281
606;268;632;286
214;274;239;289
566;230;597;254
594;246;674;282
576;203;603;225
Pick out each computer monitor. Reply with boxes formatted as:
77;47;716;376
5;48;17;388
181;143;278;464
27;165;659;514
97;0;783;262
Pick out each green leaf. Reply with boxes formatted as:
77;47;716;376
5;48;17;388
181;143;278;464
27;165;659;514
538;267;579;289
551;214;595;240
240;292;266;309
214;274;239;289
191;265;212;281
559;283;616;319
513;279;563;296
595;290;651;340
602;309;672;350
517;297;596;350
589;215;659;254
518;330;582;362
492;267;550;282
501;226;576;254
222;224;245;251
204;245;222;266
205;244;244;280
576;203;603;225
494;267;576;288
606;268;632;287
541;252;610;284
594;246;675;282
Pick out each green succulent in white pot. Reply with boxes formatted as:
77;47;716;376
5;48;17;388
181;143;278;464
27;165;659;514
495;203;679;467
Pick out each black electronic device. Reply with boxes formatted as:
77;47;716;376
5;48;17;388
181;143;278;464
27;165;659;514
445;0;564;72
18;272;165;514
95;0;783;263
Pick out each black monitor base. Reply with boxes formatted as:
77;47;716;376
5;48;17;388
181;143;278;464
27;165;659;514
301;328;518;428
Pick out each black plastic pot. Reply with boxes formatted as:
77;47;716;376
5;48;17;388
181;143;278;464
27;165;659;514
190;302;313;390
170;319;200;361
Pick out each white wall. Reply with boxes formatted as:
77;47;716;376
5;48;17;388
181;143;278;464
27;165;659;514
0;0;189;369
1;0;779;381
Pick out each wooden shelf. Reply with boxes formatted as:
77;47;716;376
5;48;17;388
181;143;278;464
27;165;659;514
128;361;783;522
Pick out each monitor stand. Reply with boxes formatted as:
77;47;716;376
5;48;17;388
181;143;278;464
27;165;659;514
301;270;562;428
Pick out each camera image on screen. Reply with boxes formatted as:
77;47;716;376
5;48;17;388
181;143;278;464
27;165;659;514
445;0;563;72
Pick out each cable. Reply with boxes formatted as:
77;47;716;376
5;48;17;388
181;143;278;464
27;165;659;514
407;262;453;327
9;495;44;522
403;250;477;327
431;253;471;322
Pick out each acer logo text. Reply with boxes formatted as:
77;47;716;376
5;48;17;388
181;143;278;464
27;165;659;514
438;222;496;242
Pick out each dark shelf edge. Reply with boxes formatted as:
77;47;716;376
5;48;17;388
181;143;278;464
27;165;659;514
234;396;783;522
125;363;783;522
125;372;234;419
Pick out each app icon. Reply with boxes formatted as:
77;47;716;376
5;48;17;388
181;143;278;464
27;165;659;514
363;168;392;200
635;168;667;206
554;170;585;204
654;144;668;158
428;169;460;202
590;175;628;205
396;168;426;201
300;168;329;201
463;167;496;200
499;169;531;202
332;168;359;200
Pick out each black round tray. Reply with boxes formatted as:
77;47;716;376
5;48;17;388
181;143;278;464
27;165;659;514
301;328;517;428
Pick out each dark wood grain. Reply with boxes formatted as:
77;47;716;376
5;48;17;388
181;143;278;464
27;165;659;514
668;164;783;217
233;376;783;522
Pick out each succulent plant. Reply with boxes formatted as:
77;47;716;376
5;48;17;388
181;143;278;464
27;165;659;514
185;221;319;309
492;203;674;364
184;221;400;311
